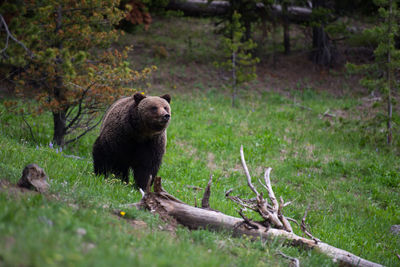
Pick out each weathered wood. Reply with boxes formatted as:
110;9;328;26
17;164;50;193
138;184;383;267
166;0;312;23
132;146;384;267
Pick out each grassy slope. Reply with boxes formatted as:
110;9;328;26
1;16;399;266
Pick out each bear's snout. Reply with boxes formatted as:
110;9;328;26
163;114;171;122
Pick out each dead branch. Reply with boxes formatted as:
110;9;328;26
21;113;37;145
301;207;320;243
240;145;259;196
0;14;34;58
238;209;259;230
135;176;383;267
262;168;278;210
201;175;213;209
279;197;293;233
240;145;286;230
276;251;300;267
292;102;336;119
129;146;384;267
186;185;203;191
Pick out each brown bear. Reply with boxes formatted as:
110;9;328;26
92;93;171;189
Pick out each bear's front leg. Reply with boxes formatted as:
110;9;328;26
132;166;156;190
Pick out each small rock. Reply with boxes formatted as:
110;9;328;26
68;203;79;210
76;228;87;236
38;216;53;227
129;220;147;229
390;225;400;235
17;164;50;193
82;242;96;253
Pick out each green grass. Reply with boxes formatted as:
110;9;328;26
1;16;400;267
1;89;399;266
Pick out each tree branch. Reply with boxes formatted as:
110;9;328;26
201;175;213;209
64;117;102;145
276;251;300;267
0;14;34;58
21;113;37;145
65;81;96;130
240;145;259;195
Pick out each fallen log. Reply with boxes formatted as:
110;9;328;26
132;146;383;267
166;0;312;23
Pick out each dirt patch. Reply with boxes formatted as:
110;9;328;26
0;179;38;197
175;139;199;159
113;212;148;230
255;51;365;98
207;152;217;171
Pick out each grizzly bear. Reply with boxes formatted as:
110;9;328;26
92;93;171;189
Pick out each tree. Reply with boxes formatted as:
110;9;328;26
347;0;400;146
281;0;292;55
309;0;337;66
215;11;259;107
0;0;154;146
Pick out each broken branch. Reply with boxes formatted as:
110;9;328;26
240;145;259;195
276;251;300;267
201;175;213;209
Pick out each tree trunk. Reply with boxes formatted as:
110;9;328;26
272;18;278;69
231;50;237;107
387;0;393;145
52;111;66;146
310;0;336;67
282;2;290;54
52;5;67;147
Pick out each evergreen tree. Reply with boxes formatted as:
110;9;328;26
347;0;400;146
215;11;259;107
0;0;155;146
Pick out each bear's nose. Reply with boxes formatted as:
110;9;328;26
163;114;170;121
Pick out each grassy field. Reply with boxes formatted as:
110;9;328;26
1;16;399;266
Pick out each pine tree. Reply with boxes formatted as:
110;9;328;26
348;0;400;146
215;11;259;107
0;0;155;146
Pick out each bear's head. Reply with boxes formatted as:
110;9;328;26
133;93;171;133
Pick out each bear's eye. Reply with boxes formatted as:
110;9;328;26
151;106;158;111
164;106;169;111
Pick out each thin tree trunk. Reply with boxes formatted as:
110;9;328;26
52;111;66;146
282;1;290;54
232;50;237;107
310;0;336;67
52;5;67;146
387;0;393;145
272;18;278;69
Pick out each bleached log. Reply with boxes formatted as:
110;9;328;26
137;179;383;267
166;0;312;23
131;145;383;267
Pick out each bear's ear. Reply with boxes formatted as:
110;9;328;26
134;93;146;104
160;94;171;103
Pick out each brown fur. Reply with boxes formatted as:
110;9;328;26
92;93;171;189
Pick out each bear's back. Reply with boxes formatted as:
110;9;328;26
100;96;133;136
